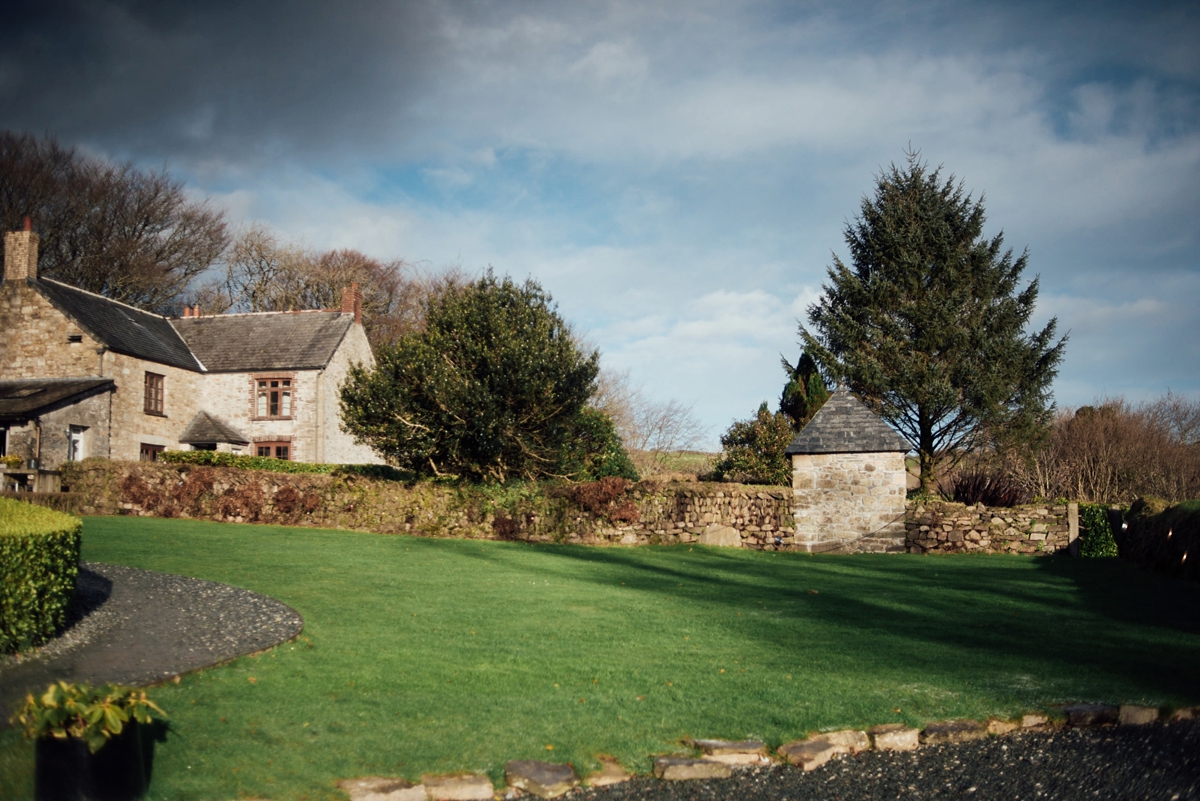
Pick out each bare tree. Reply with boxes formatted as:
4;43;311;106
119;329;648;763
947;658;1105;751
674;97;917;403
591;367;709;472
202;224;422;349
0;130;229;311
1002;396;1200;504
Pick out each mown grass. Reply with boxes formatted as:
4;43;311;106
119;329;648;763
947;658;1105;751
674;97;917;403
3;516;1200;800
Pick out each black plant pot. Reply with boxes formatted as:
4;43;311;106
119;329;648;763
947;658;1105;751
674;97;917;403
35;724;146;801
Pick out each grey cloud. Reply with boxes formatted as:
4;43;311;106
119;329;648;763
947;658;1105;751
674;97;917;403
0;0;444;162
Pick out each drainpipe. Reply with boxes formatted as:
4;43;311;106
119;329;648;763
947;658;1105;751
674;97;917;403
95;345;107;377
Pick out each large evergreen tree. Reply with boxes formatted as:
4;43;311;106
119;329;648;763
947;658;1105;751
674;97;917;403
800;152;1067;493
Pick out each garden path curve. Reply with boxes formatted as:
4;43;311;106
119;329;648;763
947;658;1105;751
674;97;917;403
0;561;304;721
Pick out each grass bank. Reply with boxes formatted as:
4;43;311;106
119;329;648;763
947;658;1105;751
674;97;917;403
3;516;1199;800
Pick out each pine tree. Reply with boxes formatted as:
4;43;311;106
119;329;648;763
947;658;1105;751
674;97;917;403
800;152;1067;493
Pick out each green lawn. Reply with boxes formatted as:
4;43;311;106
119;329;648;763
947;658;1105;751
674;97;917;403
4;516;1200;800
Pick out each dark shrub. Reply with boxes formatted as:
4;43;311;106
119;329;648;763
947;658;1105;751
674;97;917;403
950;469;1030;507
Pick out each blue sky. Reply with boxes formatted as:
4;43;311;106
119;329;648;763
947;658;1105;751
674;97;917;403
2;0;1197;446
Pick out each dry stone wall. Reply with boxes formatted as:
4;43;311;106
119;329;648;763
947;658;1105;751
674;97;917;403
58;462;1081;558
61;461;794;549
905;500;1078;555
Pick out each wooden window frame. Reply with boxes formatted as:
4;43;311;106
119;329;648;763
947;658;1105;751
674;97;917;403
251;374;296;420
143;372;165;416
254;439;292;460
139;443;165;462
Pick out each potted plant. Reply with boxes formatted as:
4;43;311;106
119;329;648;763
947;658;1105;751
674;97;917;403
1;454;23;469
11;681;166;801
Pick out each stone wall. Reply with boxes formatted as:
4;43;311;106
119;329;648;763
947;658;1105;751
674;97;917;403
904;500;1078;555
0;280;105;378
61;461;794;549
791;451;908;553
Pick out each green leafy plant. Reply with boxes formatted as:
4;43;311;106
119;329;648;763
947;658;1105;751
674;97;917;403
712;402;795;485
1079;503;1118;557
11;681;165;753
1;454;23;469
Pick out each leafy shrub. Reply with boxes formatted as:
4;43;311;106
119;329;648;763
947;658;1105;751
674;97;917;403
1;454;23;469
340;271;599;482
0;497;82;654
12;681;165;753
1078;503;1118;557
950;469;1030;507
556;407;639;481
712;403;794;485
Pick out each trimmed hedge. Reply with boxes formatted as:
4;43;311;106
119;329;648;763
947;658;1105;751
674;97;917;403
0;496;82;654
1078;503;1119;557
160;450;415;481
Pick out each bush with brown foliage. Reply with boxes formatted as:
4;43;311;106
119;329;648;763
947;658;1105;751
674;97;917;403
567;477;638;523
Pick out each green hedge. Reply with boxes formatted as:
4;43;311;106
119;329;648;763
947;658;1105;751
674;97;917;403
0;497;82;654
160;450;414;481
1078;502;1118;557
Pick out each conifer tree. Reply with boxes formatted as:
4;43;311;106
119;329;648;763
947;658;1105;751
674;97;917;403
779;351;829;429
800;152;1067;493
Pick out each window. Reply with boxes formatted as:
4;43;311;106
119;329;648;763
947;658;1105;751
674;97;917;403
255;378;293;418
144;372;164;415
256;442;290;460
139;443;165;462
68;426;86;461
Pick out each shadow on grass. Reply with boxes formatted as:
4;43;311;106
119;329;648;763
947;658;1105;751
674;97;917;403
428;538;1200;703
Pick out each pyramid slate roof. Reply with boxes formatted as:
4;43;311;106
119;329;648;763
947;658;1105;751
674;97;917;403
172;311;353;372
34;279;202;371
178;411;251;445
784;387;912;454
0;378;114;422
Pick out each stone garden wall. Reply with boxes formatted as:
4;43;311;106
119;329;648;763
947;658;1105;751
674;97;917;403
59;461;794;549
55;461;1082;557
905;500;1078;555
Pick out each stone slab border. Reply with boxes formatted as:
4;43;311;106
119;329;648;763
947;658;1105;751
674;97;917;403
334;703;1200;799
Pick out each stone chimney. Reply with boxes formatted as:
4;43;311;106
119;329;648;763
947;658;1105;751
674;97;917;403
4;217;38;282
341;283;362;325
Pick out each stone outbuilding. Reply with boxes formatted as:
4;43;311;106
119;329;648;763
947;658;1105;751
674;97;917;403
785;387;911;553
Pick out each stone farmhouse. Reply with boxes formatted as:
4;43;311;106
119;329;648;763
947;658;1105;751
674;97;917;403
0;225;382;473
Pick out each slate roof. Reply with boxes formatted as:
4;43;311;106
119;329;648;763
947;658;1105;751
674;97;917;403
784;387;912;454
34;279;202;372
172;311;353;372
178;411;251;445
0;378;114;422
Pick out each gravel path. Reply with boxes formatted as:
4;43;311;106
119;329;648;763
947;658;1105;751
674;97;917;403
572;722;1200;800
0;561;303;719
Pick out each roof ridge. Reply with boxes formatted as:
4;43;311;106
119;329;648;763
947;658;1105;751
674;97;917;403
38;278;170;321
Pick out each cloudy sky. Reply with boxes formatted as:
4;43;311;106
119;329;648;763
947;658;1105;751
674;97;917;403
2;0;1197;445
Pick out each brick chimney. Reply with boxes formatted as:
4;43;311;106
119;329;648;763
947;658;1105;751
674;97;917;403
340;283;362;325
4;217;38;282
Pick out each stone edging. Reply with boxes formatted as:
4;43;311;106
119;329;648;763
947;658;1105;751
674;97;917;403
333;703;1199;800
